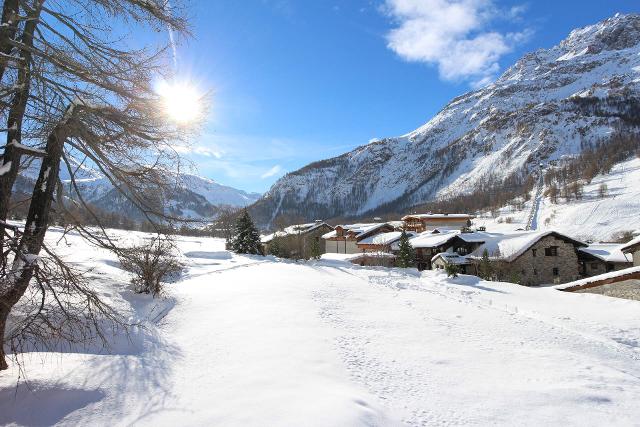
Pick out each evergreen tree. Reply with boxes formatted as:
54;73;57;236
310;237;322;260
268;235;284;257
477;249;493;280
445;263;460;278
396;229;415;268
231;209;262;255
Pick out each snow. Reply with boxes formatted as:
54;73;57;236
554;266;640;290
2;228;640;425
261;222;330;243
475;157;640;241
357;231;404;246
431;252;471;265
579;244;633;263
401;213;474;220
394;229;459;250
622;236;640;253
468;231;584;262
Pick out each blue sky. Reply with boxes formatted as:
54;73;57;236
171;0;638;193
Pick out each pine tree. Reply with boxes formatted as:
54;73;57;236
310;237;322;260
268;235;283;257
396;229;415;268
445;263;460;278
231;209;262;255
477;249;493;280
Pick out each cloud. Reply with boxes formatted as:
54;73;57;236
383;0;530;86
261;165;283;179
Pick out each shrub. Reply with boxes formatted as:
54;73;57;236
119;236;183;297
445;263;460;278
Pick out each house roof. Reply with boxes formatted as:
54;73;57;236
621;236;640;254
579;244;633;263
467;231;586;262
431;252;472;265
358;231;408;246
401;213;474;221
261;222;331;243
321;223;392;241
410;229;461;248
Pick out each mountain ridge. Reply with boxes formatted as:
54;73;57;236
250;13;640;227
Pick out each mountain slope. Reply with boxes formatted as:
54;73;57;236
251;13;640;225
16;162;261;222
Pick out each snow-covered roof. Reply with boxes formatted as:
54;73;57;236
261;222;331;243
396;229;460;250
358;231;406;246
621;236;640;253
579;244;633;263
554;266;640;291
431;252;472;265
322;223;391;240
402;213;474;220
468;231;585;262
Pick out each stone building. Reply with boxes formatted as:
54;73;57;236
578;243;633;276
261;221;333;259
468;231;586;286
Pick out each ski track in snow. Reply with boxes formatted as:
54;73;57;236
1;229;640;426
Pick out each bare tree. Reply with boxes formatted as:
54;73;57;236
0;0;193;370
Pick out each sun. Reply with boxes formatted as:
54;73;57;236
157;80;203;124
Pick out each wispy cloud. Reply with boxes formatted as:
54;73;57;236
261;165;283;179
383;0;531;86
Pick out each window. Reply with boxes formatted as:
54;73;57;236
533;268;538;275
590;263;599;270
545;246;559;257
532;249;537;257
552;267;559;277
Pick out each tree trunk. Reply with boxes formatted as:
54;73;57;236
0;0;19;81
0;1;43;253
0;117;68;371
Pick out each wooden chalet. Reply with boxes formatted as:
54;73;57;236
401;213;474;233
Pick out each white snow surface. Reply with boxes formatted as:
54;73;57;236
579;244;633;263
1;228;640;426
474;157;640;242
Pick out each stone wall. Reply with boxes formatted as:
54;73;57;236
576;279;640;301
267;225;331;259
492;235;582;286
634;250;640;266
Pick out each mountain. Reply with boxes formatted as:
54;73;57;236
251;13;640;226
16;162;261;222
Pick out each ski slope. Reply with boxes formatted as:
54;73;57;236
475;157;640;241
1;229;640;426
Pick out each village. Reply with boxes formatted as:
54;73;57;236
260;213;640;295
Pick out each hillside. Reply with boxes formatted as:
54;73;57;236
251;13;640;226
1;229;639;425
474;156;640;242
15;161;261;222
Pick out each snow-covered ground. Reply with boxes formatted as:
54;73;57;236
1;228;640;426
475;157;640;242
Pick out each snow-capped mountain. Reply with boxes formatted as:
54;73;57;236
17;161;261;221
251;13;640;225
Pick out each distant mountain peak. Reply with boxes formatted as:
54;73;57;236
249;14;640;226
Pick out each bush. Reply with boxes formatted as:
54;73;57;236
445;263;460;278
119;236;183;297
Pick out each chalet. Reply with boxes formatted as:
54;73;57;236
391;229;460;270
577;243;633;276
261;221;333;259
402;213;474;233
467;231;587;286
431;252;473;274
622;236;640;266
322;223;395;254
357;231;408;253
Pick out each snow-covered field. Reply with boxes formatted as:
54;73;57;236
475;157;640;241
2;228;640;426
